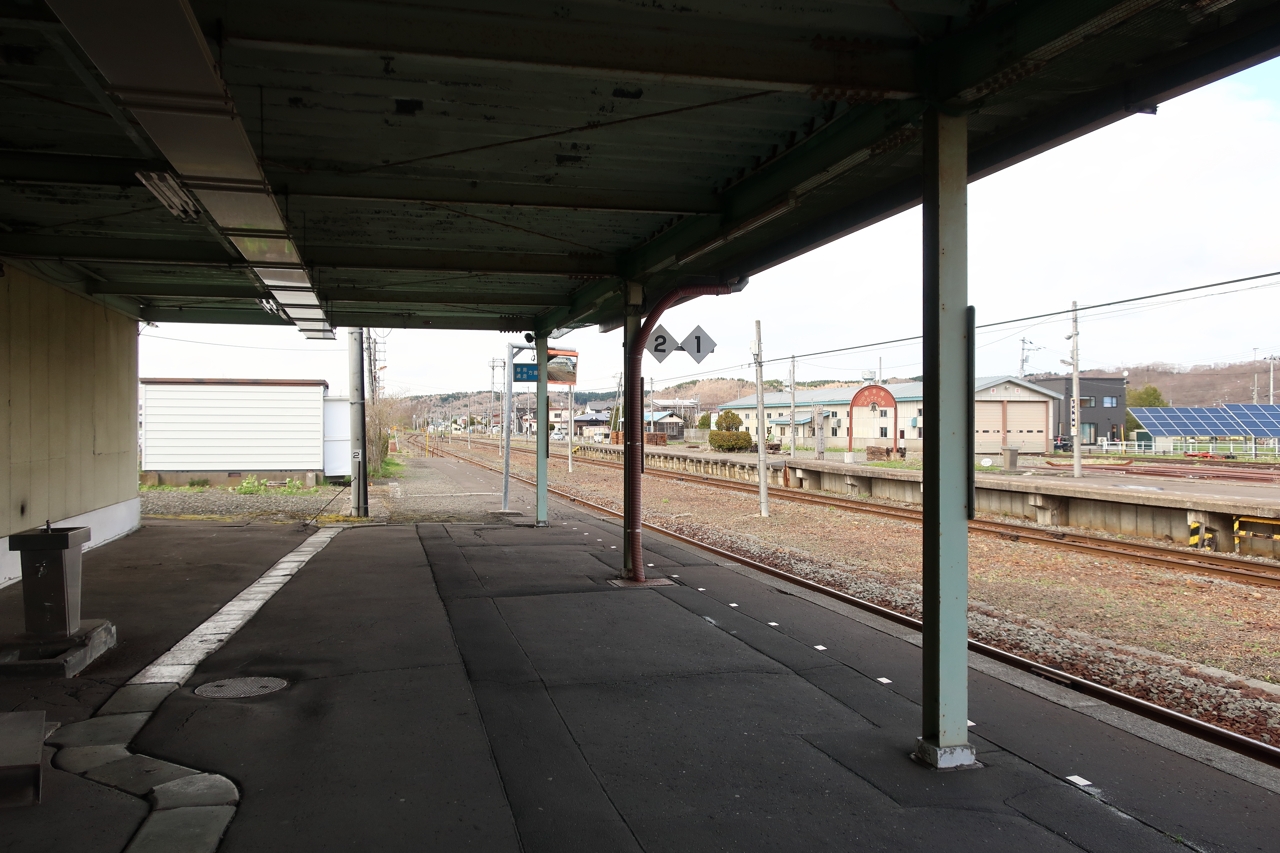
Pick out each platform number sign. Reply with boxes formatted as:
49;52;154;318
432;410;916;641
645;323;716;365
680;326;715;364
646;324;674;363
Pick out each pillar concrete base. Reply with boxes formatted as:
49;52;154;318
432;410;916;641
913;737;980;770
0;619;117;678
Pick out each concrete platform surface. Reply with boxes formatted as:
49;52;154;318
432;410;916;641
2;487;1278;851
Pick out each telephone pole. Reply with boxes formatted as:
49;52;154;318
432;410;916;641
488;357;504;438
1069;303;1082;478
752;320;769;517
1018;337;1042;379
789;355;797;458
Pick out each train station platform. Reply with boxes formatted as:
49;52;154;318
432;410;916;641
3;473;1278;851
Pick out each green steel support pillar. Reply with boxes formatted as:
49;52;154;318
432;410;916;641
536;334;549;527
917;108;978;770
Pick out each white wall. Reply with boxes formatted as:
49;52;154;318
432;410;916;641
141;383;324;471
323;397;351;477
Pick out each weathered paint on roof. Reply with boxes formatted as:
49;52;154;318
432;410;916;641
2;2;1278;333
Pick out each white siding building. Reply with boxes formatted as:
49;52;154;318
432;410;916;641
140;379;333;485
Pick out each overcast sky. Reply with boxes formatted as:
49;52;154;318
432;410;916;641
140;57;1280;399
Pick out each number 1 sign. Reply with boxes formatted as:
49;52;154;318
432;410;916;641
679;325;716;364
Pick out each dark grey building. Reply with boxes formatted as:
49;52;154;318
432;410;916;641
1031;376;1127;445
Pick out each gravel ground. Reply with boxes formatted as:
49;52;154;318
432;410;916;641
445;442;1280;745
140;485;352;523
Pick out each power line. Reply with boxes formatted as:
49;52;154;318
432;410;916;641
139;333;345;353
645;268;1280;384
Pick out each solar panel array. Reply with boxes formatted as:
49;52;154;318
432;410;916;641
1225;404;1280;438
1129;405;1280;438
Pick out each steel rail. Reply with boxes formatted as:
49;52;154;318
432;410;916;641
463;439;1280;587
431;443;1280;770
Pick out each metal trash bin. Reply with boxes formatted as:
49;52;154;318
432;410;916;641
1001;446;1019;472
8;527;91;638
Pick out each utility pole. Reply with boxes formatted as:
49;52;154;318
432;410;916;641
567;383;574;474
752;320;769;517
488;357;503;439
648;376;654;434
1270;355;1276;404
347;329;368;517
789;355;797;458
1018;337;1043;379
1253;374;1260;405
1070;302;1082;478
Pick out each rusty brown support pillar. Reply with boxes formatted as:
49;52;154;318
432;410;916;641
623;281;736;580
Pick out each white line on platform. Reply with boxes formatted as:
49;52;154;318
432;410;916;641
128;527;344;686
877;677;893;684
814;645;827;651
408;492;501;497
729;603;738;607
1066;775;1092;787
768;622;778;627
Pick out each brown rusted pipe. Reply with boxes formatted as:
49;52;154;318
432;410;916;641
625;283;734;580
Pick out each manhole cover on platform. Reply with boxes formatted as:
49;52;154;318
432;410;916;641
195;677;288;699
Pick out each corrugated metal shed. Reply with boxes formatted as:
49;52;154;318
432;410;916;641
140;379;326;473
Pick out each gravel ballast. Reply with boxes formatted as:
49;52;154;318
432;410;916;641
141;486;349;522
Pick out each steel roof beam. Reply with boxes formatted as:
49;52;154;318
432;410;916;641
269;174;720;216
0;152;717;215
650;5;1280;300
305;247;616;278
0;234;240;266
92;282;261;299
0;234;616;277
213;2;919;96
324;313;537;332
138;306;290;325
320;288;572;307
612;0;1255;306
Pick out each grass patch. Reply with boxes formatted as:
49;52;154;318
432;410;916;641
867;459;924;470
139;484;210;492
370;457;406;479
229;475;321;495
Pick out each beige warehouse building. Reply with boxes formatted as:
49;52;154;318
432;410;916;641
721;376;1061;455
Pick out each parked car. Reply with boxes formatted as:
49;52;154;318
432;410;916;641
1053;435;1073;452
591;432;606;443
550;429;567;441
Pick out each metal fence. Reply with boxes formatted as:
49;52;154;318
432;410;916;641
1092;439;1280;459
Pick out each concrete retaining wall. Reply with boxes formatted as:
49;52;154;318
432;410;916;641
573;444;1280;558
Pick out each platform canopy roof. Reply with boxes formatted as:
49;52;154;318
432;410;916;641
3;1;1279;338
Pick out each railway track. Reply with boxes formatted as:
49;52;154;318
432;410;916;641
455;438;1280;589
430;442;1280;769
1045;460;1280;484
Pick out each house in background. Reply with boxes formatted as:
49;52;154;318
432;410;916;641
722;377;1061;454
1031;376;1128;444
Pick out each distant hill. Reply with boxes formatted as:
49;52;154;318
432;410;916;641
399;358;1274;424
1030;357;1279;407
